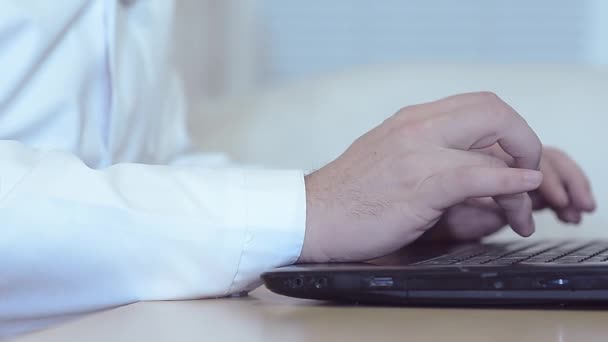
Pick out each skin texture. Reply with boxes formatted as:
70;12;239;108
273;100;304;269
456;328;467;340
298;92;596;264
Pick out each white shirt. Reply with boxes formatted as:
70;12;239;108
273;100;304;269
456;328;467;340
0;0;306;337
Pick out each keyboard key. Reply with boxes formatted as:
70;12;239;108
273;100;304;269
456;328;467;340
417;241;608;267
552;259;584;264
553;256;584;262
582;257;606;263
488;260;519;265
421;260;457;266
520;259;549;264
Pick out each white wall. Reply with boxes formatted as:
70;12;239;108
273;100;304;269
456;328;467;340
260;0;605;83
586;0;608;65
173;1;606;96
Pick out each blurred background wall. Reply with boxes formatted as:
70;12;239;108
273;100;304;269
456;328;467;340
174;0;607;98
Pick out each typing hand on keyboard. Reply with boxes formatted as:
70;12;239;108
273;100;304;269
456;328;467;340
421;147;596;242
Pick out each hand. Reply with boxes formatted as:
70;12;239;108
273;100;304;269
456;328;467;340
299;92;544;263
422;147;596;242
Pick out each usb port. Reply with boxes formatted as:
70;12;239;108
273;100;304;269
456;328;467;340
369;277;394;288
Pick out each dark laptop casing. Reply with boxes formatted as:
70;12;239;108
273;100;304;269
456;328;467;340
262;242;608;306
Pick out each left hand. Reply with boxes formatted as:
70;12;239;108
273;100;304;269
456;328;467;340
422;146;596;242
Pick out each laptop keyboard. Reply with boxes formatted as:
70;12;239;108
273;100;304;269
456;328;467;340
417;241;608;266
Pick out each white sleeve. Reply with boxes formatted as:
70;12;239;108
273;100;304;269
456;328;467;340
0;141;306;328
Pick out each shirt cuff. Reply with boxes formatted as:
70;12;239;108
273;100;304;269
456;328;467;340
228;169;307;293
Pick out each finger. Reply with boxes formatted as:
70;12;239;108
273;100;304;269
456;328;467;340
464;156;537;236
425;166;541;237
428;92;543;171
556;207;583;225
424;166;543;210
484;145;571;211
466;196;535;236
529;190;556;211
465;197;500;209
437;204;507;241
442;148;539;236
546;149;596;212
538;157;570;209
494;193;536;237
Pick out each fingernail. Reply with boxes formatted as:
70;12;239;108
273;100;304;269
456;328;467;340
565;210;582;224
564;211;575;223
519;215;536;237
573;212;582;224
523;170;543;187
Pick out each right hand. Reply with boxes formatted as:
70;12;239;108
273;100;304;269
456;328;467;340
299;92;544;263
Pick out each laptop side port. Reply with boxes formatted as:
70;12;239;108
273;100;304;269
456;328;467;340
291;277;304;288
313;277;328;289
369;277;395;288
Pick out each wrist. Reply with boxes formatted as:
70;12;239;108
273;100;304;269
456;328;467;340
298;171;330;263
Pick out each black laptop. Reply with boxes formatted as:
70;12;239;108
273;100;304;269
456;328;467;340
262;240;608;305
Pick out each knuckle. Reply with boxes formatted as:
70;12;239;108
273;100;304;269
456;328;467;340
391;114;432;137
452;167;473;187
471;91;502;105
486;156;508;169
392;105;426;126
479;91;500;100
492;103;518;123
407;117;430;130
386;107;412;128
394;105;418;119
469;92;518;122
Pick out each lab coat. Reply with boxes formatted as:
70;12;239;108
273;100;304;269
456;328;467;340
0;0;305;337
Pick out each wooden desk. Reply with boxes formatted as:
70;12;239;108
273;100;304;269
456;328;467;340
13;286;608;342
